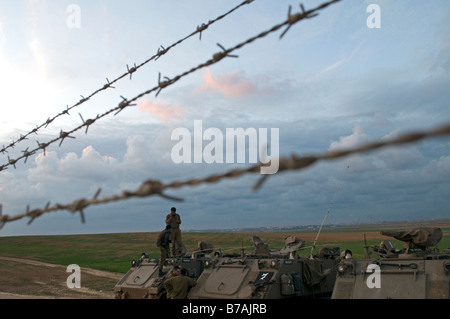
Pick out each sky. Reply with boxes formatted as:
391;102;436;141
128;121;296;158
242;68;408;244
0;0;449;236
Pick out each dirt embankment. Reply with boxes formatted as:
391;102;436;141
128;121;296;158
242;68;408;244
0;257;122;299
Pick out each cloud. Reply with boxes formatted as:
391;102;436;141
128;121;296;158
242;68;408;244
377;147;424;171
195;68;258;98
60;146;117;179
329;124;370;151
29;146;117;184
425;154;450;178
137;100;185;122
327;125;424;174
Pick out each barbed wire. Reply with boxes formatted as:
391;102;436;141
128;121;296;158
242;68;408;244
0;0;344;228
1;121;449;229
0;0;255;156
0;0;341;173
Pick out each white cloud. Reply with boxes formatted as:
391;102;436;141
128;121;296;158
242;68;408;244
28;147;117;183
123;133;174;169
30;151;61;179
329;124;370;151
327;125;427;175
60;146;117;180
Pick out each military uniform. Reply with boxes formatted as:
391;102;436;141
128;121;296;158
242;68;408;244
166;210;182;256
156;226;171;274
164;274;196;299
165;267;180;298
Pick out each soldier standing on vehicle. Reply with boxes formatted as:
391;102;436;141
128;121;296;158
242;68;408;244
164;268;196;299
156;225;171;277
166;207;182;256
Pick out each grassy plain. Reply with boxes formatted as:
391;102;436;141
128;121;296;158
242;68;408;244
0;221;449;274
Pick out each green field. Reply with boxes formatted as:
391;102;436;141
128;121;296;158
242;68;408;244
0;224;449;274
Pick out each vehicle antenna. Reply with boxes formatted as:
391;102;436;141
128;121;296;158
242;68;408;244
363;233;370;259
310;166;349;258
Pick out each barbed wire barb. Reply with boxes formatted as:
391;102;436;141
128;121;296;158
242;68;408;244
155;46;167;61
115;96;136;116
21;147;36;164
45;117;54;128
156;73;174;97
197;23;208;40
7;156;18;169
62;105;70;116
79;113;99;134
78;95;89;105
58;130;76;147
213;43;239;62
280;3;322;39
36;140;50;156
103;78;115;90
127;63;137;80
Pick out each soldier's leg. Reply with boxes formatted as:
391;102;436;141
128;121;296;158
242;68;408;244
159;247;166;272
175;229;183;255
169;231;176;256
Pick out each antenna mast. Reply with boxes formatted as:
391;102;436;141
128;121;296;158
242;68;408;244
310;166;348;258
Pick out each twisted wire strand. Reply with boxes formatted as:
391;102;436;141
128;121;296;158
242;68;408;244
1;121;448;229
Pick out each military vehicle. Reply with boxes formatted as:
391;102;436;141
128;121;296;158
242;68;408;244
332;227;450;299
188;235;339;299
114;235;340;299
114;243;205;299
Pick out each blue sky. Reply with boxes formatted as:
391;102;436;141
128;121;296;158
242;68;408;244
0;0;449;236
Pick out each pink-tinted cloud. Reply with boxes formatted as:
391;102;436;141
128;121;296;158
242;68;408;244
137;100;185;122
195;68;257;98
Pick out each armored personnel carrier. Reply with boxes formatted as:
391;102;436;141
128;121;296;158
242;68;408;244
114;243;206;299
114;235;340;299
332;227;450;299
188;235;339;299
